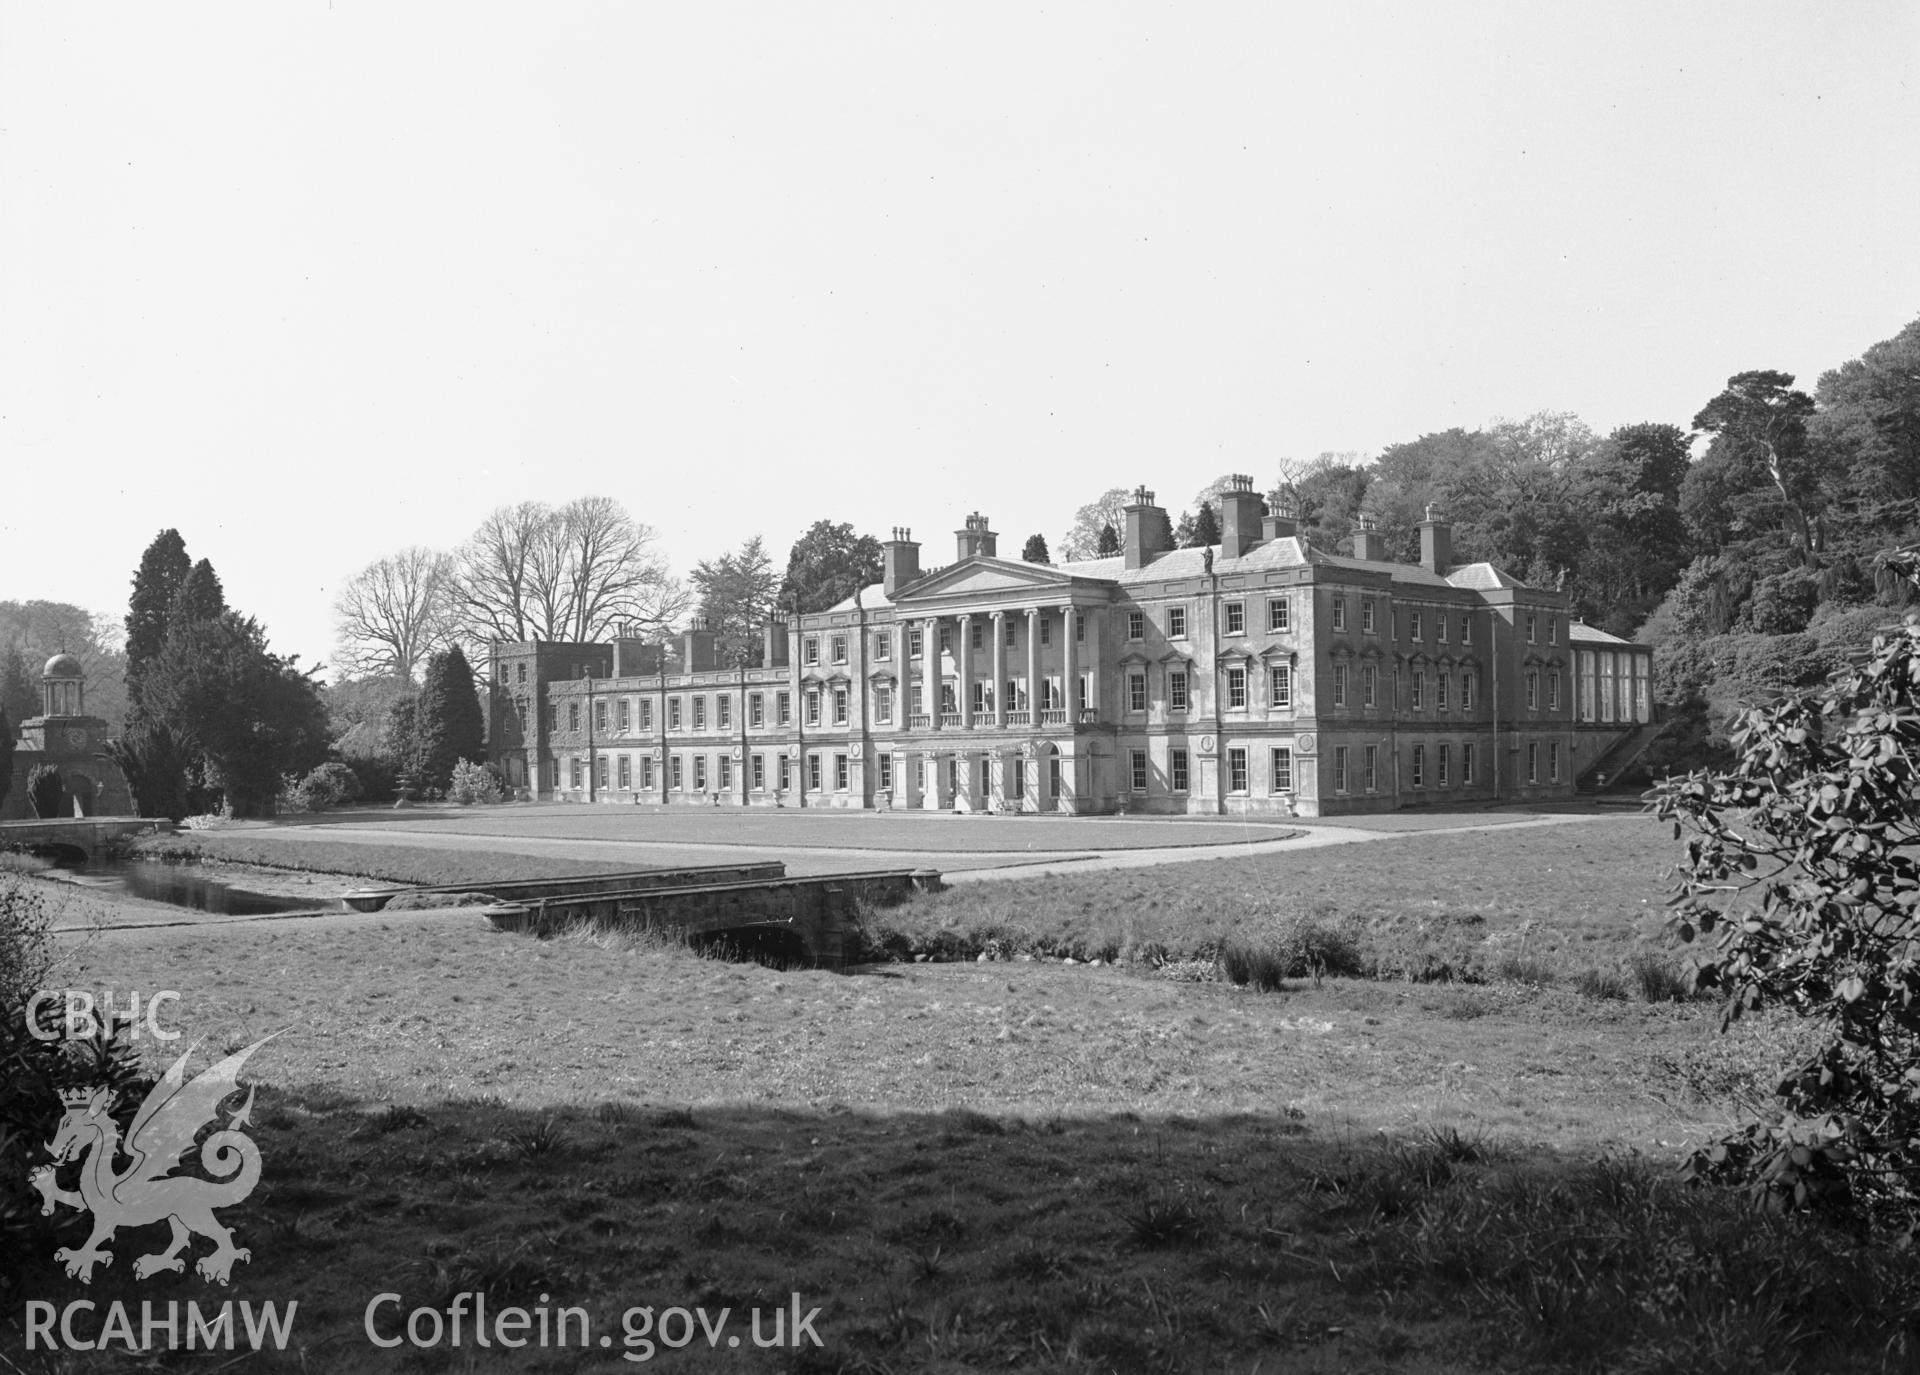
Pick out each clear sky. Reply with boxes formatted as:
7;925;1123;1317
4;2;1917;670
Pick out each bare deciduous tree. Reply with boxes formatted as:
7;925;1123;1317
448;497;688;648
332;547;455;681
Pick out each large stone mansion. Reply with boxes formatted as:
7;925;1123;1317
487;480;1654;816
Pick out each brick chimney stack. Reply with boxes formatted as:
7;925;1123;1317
883;527;921;597
683;617;718;672
1218;473;1263;558
1123;486;1169;570
1418;503;1453;576
1351;513;1385;562
1262;493;1299;542
955;512;998;561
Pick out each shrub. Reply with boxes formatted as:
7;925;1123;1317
446;759;506;806
289;761;362;812
345;753;399;804
1657;548;1920;1216
25;765;62;819
1747;569;1821;634
0;875;52;1009
0;978;154;1296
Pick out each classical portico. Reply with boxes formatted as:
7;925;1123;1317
869;557;1116;813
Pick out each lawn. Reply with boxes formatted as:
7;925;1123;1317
10;903;1903;1373
11;811;1907;1372
870;815;1680;979
131;834;671;888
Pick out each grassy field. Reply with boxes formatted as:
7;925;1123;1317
8;908;1903;1372
870;816;1678;980
251;804;1310;851
12;810;1908;1372
132;833;671;887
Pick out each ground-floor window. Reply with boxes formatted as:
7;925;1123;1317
808;754;822;791
1527;743;1539;784
878;754;892;792
570;757;583;788
978;757;989;796
1549;741;1561;783
618;754;631;789
1013;758;1027;799
1334;746;1349;793
778;755;792;792
641;756;654;790
596;755;608;789
1170;748;1189;793
1364;745;1379;792
1410;744;1425;788
1462;743;1475;785
835;754;849;791
671;756;683;790
1437;743;1450;787
719;756;733;789
694;755;707;791
752;754;765;790
1130;748;1148;793
1271;746;1292;792
1227;747;1248;793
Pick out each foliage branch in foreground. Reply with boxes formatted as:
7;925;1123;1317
1656;547;1920;1219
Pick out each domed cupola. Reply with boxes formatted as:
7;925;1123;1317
41;653;84;718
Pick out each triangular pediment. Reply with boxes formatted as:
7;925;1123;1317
889;557;1082;604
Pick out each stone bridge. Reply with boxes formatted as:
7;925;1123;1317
0;816;171;863
480;868;944;968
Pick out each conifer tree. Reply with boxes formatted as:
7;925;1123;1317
0;647;32;735
124;530;191;710
170;558;227;627
413;646;486;792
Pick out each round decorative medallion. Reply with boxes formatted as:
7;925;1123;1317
729;745;742;761
1198;735;1215;753
1296;733;1317;754
64;728;87;750
789;744;802;759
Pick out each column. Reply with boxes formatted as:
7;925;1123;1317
957;613;974;729
1086;607;1103;723
991;611;1008;728
922;616;941;730
1025;607;1041;724
1061;605;1079;725
894;621;909;706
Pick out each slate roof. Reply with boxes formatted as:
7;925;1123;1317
1568;621;1637;647
826;540;1536;609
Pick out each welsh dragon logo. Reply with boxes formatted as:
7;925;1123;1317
30;1036;274;1286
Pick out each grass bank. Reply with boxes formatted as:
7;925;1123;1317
868;816;1681;987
